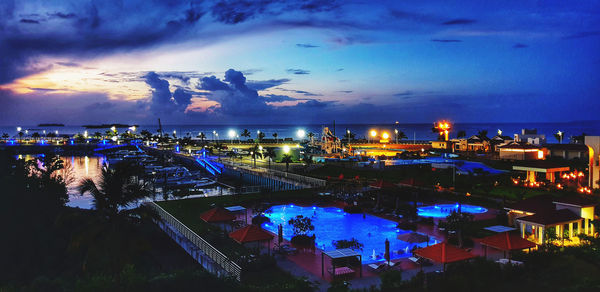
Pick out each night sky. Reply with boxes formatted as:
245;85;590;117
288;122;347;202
0;0;599;125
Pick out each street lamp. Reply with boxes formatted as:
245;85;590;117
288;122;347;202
370;130;377;143
16;127;22;132
283;145;290;154
346;129;351;145
297;129;305;140
394;129;398;144
228;129;235;143
557;130;563;144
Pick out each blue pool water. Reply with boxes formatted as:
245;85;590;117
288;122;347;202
385;157;505;175
262;204;437;263
417;204;488;218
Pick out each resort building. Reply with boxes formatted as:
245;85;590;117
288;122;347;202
490;135;514;152
499;142;543;160
514;129;546;145
505;195;597;245
585;136;600;189
451;135;491;152
512;160;570;183
544;143;589;160
431;140;452;150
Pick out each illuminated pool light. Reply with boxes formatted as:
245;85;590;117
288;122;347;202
417;204;487;218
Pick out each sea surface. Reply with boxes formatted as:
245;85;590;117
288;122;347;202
2;121;599;143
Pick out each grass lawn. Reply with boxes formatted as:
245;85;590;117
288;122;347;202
156;189;321;286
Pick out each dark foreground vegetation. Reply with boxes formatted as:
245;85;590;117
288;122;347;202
0;151;313;291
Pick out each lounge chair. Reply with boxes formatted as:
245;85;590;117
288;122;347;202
368;262;389;272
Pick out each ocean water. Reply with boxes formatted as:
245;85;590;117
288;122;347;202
2;121;599;143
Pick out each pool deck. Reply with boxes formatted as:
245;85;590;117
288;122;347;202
239;200;501;290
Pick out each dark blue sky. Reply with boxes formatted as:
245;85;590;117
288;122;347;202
0;0;599;125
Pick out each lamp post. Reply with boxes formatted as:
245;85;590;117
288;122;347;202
557;131;563;144
370;130;377;144
394;129;398;144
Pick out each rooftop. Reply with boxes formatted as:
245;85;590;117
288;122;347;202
517;209;582;226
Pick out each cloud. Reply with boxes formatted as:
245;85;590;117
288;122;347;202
296;43;319;48
144;71;191;114
19;19;39;24
263;94;301;102
286;68;310;75
55;61;80;67
275;87;321;96
338;90;352;93
562;31;600;40
247;78;290;91
47;12;77;19
336;68;344;71
431;39;462;43
199;75;231;91
513;43;528;48
442;19;476;25
393;91;414;97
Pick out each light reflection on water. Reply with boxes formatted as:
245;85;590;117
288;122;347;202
16;155;228;209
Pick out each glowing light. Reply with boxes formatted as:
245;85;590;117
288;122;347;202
498;129;502;136
382;132;390;139
110;126;116;132
228;129;236;138
129;126;136;132
537;150;544;159
370;130;377;137
283;145;290;154
16;127;22;132
111;136;117;142
297;129;306;139
258;145;263;151
84;130;88;138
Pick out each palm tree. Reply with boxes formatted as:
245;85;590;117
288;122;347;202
18;131;24;143
281;154;293;172
241;129;251;141
302;155;313;172
307;132;315;145
250;144;263;168
197;132;206;141
76;162;155;273
264;148;276;169
457;130;467;139
257;131;265;142
477;130;489;139
78;162;149;217
2;133;9;142
273;132;278;143
396;130;407;141
31;132;41;142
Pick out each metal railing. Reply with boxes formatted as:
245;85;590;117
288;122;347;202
220;160;326;188
147;202;242;281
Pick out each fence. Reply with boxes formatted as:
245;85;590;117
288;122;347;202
147;202;243;281
220;160;326;188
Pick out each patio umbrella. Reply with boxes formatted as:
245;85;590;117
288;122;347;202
384;238;390;265
397;232;430;246
278;224;283;245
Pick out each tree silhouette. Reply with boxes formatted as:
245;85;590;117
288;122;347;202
281;154;293;172
250;144;263;168
457;130;467;139
264;148;276;169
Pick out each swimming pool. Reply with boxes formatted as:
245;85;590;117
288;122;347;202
417;204;488;218
261;204;437;263
384;157;505;175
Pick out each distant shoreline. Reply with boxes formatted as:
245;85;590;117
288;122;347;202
82;124;139;129
37;123;64;127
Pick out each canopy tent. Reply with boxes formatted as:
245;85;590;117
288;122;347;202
321;248;362;279
413;242;475;271
200;207;235;223
478;232;537;259
225;205;248;224
229;224;274;255
229;225;274;244
484;225;517;233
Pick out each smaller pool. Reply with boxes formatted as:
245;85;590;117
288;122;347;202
417;204;487;218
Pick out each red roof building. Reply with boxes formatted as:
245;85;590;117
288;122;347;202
413;242;475;270
229;224;274;244
479;232;537;258
200;207;236;223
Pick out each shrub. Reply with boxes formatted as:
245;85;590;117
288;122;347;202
380;269;403;291
290;234;315;246
251;215;270;225
288;215;314;236
332;238;363;250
